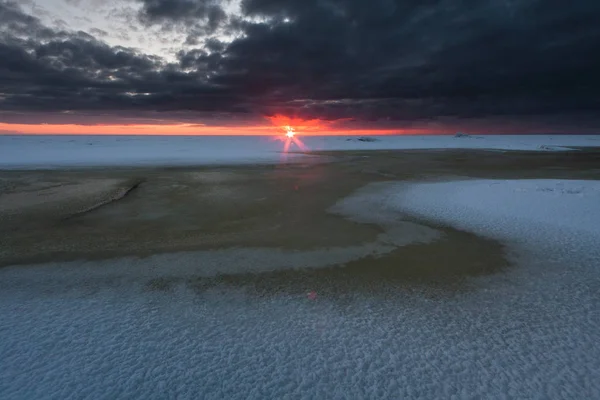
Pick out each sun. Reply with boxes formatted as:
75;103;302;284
284;126;295;138
278;124;307;153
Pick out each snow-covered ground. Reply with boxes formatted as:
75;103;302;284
1;134;599;168
383;179;600;242
1;178;599;399
334;179;600;396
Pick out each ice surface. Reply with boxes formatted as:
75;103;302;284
359;178;600;276
376;179;600;271
1;134;599;168
382;179;600;239
2;179;600;399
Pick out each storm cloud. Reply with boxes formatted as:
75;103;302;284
1;0;600;130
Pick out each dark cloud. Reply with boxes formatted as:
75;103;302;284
89;27;109;37
0;0;54;38
136;0;227;34
0;0;242;114
1;0;600;131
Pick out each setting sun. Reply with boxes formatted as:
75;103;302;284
283;125;296;138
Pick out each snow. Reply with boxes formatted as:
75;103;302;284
2;179;600;398
1;134;599;168
0;135;306;169
374;179;600;273
311;134;599;152
334;179;600;279
383;179;600;240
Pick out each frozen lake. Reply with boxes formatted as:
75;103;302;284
1;146;600;399
1;134;600;168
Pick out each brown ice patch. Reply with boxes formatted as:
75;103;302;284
0;178;135;217
186;171;242;183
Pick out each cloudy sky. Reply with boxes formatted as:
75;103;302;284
1;0;599;134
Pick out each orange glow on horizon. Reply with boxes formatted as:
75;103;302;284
265;114;407;140
266;115;328;134
0;123;280;136
0;118;429;136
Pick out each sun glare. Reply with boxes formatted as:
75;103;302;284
276;124;307;155
284;125;296;138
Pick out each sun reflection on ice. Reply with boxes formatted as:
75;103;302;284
267;117;312;160
276;124;307;158
282;132;306;154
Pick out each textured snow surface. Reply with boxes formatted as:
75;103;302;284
1;134;599;168
384;179;600;240
379;179;600;271
2;179;600;399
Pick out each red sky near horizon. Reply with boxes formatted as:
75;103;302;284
0;115;420;136
2;114;595;136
